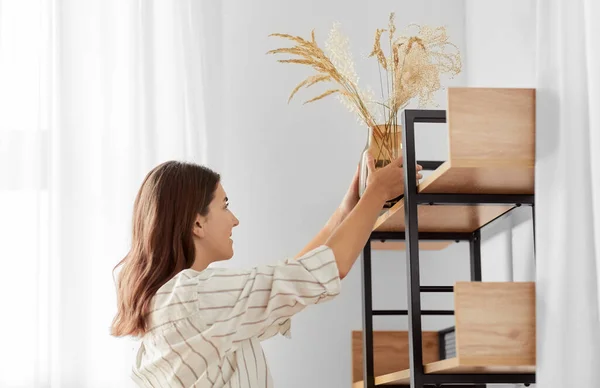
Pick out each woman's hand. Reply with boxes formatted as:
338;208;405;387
337;153;423;221
366;153;423;201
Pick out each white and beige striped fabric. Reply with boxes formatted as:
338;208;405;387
131;245;341;387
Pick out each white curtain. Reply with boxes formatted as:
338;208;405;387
0;0;220;386
536;0;600;387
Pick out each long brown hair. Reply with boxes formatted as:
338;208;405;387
111;160;220;337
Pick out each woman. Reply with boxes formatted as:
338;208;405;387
111;154;421;387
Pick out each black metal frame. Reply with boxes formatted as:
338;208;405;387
360;109;536;388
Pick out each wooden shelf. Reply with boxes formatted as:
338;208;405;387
419;160;534;195
352;282;536;387
426;358;535;374
371;240;453;251
352;358;535;387
354;88;536;386
351;331;440;384
373;197;513;233
373;87;535;233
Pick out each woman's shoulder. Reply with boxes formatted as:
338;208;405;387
183;265;255;281
156;266;249;293
150;269;206;307
146;270;208;333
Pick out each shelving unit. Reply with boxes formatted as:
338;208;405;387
355;87;536;388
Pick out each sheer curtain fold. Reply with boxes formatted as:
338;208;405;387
1;0;218;386
0;1;53;387
536;0;600;387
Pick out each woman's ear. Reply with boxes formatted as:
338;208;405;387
192;214;205;239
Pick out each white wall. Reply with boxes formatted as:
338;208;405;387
211;1;469;387
464;0;537;282
465;0;537;88
464;1;537;387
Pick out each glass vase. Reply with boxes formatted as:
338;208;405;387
358;124;403;209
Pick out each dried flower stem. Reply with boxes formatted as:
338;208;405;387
268;13;462;160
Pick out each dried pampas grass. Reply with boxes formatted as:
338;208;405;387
268;12;462;152
267;28;378;133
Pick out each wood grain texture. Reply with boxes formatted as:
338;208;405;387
352;281;536;387
352;357;536;387
418;161;535;194
447;87;536;165
371;240;453;251
454;281;536;366
351;331;439;383
373;198;513;233
425;358;535;374
372;87;536;232
352;368;411;387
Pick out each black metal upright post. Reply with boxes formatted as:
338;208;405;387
469;230;485;388
361;239;375;388
470;230;482;282
532;204;536;260
401;110;425;388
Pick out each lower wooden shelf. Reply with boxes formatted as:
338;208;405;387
425;358;535;374
353;358;535;387
352;282;536;387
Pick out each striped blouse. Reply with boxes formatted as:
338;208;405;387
131;245;341;387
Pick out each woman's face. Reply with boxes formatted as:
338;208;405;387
195;183;239;261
